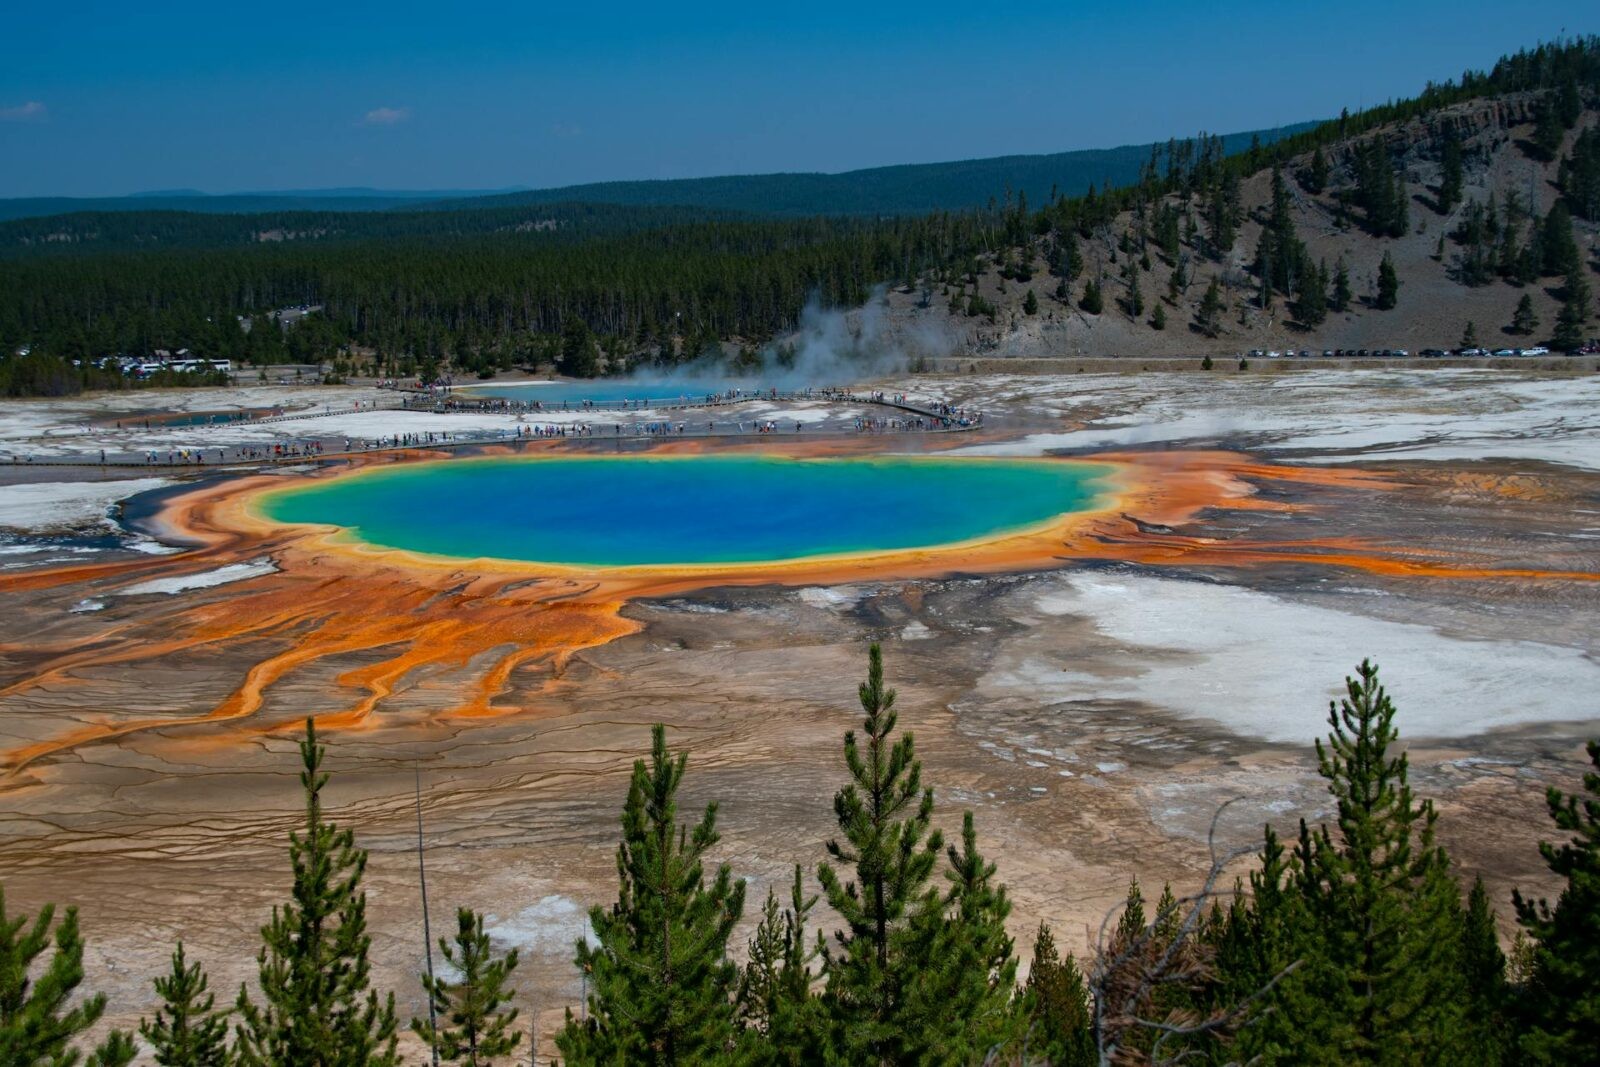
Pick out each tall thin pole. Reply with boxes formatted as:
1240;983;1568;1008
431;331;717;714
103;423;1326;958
416;762;440;1067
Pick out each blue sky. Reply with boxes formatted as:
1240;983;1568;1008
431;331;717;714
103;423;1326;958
1;1;1595;198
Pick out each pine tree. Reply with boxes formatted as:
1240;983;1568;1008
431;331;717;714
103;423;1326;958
1439;127;1465;215
1022;288;1038;315
1532;103;1565;160
0;889;136;1066
140;942;231;1066
1097;878;1224;1063
91;1032;137;1067
1205;170;1241;258
1293;260;1329;327
557;317;600;378
1541;205;1581;278
558;723;745;1065
1462;321;1481;349
1355;139;1410;237
1153;203;1181;261
1051;230;1083;281
899;811;1019;1061
737;866;822;1063
1149;883;1200;1035
1392;162;1411;236
1561;127;1600;222
1512;293;1540;335
1114;879;1145;949
1099;879;1153;1059
1196;276;1224;338
1497;220;1523;279
1079;278;1103;315
1218;826;1320;1063
1151;303;1167;330
1460;877;1513;1065
234;719;400;1067
1332;258;1352;312
1513;739;1600;1062
816;643;944;1063
738;875;797;1035
413;908;522;1066
1294;660;1470;1061
1017;924;1095;1067
1304;145;1330;195
1375;252;1399;310
1555;71;1583;129
1517;224;1547;285
1167;261;1185;302
1256;163;1304;297
1552;271;1592;352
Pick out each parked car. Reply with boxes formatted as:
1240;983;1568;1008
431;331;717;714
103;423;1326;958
1420;348;1446;358
1492;348;1516;357
1523;346;1549;356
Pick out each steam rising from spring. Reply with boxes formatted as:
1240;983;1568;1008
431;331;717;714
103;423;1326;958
629;285;957;390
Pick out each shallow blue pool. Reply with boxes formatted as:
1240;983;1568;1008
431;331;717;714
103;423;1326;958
259;454;1112;567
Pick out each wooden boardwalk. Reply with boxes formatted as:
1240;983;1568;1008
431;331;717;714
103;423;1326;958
6;390;980;470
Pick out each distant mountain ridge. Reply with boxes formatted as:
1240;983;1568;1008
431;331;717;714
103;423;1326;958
0;187;527;223
419;123;1319;217
0;122;1317;223
0;193;445;222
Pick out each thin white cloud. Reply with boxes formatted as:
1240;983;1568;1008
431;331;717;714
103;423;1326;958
550;121;583;138
362;106;410;126
0;101;47;122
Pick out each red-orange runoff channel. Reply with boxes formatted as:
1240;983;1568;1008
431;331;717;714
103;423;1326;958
0;444;1589;781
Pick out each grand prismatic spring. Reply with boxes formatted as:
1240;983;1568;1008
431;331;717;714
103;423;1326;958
0;368;1597;1045
3;430;1587;773
255;454;1117;568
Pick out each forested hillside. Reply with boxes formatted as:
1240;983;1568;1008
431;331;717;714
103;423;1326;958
2;38;1597;395
875;58;1600;361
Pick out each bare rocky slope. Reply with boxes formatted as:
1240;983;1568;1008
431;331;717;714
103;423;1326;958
866;93;1600;360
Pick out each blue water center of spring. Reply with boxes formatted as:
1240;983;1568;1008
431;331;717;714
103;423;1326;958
259;454;1112;567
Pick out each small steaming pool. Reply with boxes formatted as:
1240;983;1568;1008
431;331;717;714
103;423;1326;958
257;454;1113;568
